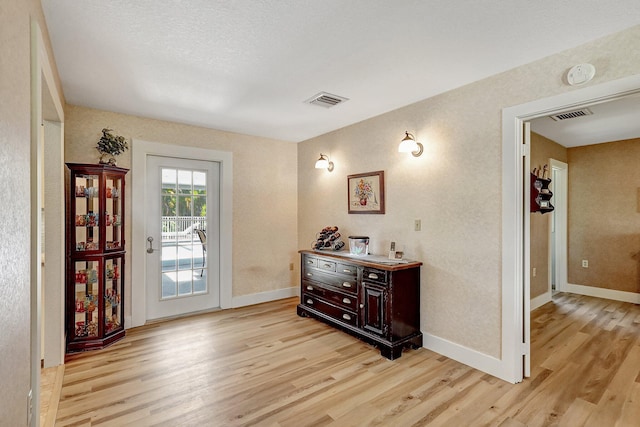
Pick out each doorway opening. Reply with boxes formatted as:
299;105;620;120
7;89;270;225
501;73;640;384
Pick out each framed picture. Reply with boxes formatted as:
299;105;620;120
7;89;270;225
347;170;385;214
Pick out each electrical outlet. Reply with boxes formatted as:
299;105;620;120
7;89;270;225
582;260;589;268
532;267;537;277
289;263;294;271
414;219;421;231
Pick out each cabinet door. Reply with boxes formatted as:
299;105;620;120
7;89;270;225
72;172;101;253
71;258;101;340
104;173;124;251
362;283;388;337
104;255;124;335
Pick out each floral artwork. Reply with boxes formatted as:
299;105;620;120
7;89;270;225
347;171;385;214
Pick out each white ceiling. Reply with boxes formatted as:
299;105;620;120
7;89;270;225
41;0;640;143
530;93;640;147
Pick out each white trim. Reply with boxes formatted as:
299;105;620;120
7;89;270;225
423;333;504;380
550;160;568;293
566;284;640;304
530;291;552;311
131;139;233;327
502;73;640;384
232;287;298;308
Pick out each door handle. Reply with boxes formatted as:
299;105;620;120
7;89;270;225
146;236;156;253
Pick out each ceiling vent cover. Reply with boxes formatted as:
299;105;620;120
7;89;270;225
306;92;349;108
549;108;593;121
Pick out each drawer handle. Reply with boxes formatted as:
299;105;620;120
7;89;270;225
360;303;364;308
306;299;313;305
342;297;351;304
322;263;332;269
306;285;313;291
307;260;314;264
306;273;313;277
342;282;352;288
343;269;353;273
368;273;379;279
342;314;351;321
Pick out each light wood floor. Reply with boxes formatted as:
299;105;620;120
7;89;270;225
47;293;640;426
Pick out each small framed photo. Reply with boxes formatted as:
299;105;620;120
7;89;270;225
347;171;385;214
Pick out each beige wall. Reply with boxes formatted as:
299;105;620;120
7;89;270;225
298;26;640;358
0;0;64;423
530;133;568;299
568;138;640;293
64;105;299;318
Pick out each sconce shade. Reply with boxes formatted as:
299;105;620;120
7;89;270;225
398;131;424;157
315;153;334;171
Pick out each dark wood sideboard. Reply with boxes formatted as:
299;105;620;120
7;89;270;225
297;250;423;359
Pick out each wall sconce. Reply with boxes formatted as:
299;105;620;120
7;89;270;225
314;153;334;172
398;131;423;157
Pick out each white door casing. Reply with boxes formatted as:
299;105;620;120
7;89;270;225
502;73;640;384
131;140;233;328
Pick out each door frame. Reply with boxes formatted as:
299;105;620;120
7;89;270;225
131;139;233;328
501;73;640;383
550;159;568;293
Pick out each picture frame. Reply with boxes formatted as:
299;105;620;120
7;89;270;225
347;170;385;214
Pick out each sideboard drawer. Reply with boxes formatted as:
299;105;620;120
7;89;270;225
317;259;337;273
303;283;358;311
302;294;358;327
363;267;388;284
304;256;318;268
336;262;358;277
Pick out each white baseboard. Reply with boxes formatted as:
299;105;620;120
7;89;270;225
566;283;640;304
232;286;299;308
423;332;508;382
530;291;552;311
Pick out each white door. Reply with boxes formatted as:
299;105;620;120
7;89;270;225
145;155;220;320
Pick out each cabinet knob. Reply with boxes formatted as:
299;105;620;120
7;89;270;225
342;282;352;288
342;297;351;304
360;304;364;308
342;314;351;321
306;285;313;291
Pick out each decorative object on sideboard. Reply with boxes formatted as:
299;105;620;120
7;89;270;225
398;131;423;157
347;170;385;214
312;225;344;251
97;128;129;166
348;236;369;256
531;164;554;214
314;153;334;172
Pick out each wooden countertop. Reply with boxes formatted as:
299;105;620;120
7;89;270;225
299;249;422;271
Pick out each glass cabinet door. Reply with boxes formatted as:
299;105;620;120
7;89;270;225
104;256;123;334
105;174;123;251
74;174;100;252
73;259;100;339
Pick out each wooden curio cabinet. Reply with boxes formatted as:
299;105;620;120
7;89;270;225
65;163;128;353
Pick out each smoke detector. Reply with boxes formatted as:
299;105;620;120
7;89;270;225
566;63;596;86
305;92;349;108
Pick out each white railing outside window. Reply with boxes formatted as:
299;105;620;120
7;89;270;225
161;216;206;242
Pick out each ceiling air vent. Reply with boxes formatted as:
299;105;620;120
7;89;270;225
305;92;348;108
549;108;593;121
